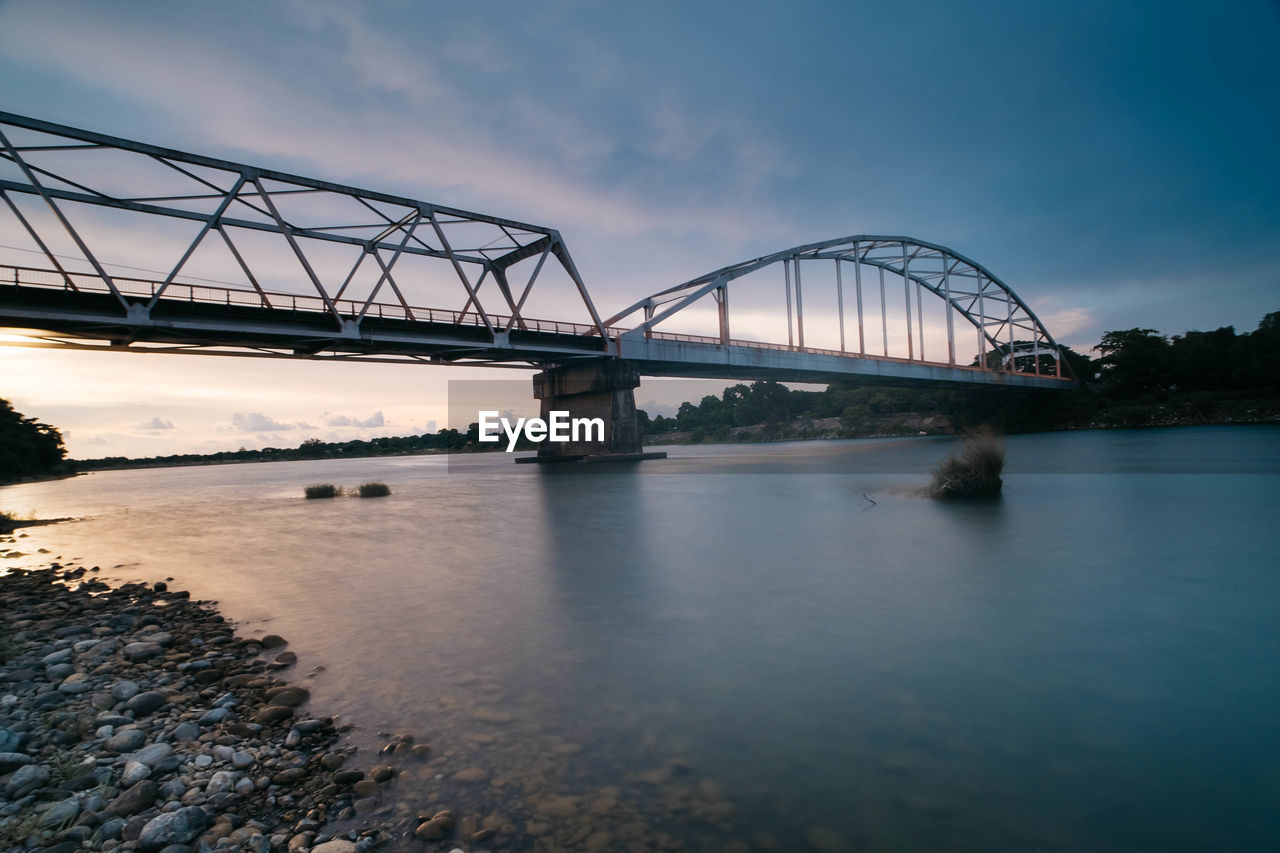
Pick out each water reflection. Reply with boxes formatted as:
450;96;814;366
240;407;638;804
1;427;1279;850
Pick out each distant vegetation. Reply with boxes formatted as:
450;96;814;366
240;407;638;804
303;483;341;499
929;432;1005;499
641;309;1280;443
1;398;70;485
357;481;391;498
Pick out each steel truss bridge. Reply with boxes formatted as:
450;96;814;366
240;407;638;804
0;112;1072;390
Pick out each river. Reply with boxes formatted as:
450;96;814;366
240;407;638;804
3;425;1279;851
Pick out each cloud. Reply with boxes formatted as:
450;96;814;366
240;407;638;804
232;412;295;432
136;417;175;430
325;410;384;428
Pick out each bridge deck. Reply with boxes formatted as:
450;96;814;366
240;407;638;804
0;265;1071;388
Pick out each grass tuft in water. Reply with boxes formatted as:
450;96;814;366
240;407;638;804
929;430;1005;499
357;481;391;498
304;483;342;499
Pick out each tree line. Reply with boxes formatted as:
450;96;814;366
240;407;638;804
641;309;1280;441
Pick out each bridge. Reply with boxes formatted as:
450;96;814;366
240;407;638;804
0;112;1073;460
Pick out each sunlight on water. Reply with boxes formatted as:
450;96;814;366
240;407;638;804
3;426;1279;851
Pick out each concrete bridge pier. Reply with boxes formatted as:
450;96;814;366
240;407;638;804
525;358;666;463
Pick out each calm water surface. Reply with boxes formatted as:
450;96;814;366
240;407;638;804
3;426;1279;851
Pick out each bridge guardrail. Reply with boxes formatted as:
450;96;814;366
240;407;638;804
2;264;1067;379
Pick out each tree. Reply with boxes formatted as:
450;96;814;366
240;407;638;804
0;399;68;484
1094;328;1172;394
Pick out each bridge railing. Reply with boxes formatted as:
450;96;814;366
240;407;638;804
0;264;603;339
3;263;1070;378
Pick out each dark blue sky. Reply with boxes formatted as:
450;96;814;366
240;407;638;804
1;0;1277;454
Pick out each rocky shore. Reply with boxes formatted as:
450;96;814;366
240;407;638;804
0;562;455;853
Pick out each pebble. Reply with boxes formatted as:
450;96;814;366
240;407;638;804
106;728;147;753
121;759;153;786
138;805;210;850
111;680;142;702
125;691;167;716
133;742;176;767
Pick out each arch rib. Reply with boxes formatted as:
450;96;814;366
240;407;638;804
604;236;1069;377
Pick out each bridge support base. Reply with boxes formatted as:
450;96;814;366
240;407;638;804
526;358;665;463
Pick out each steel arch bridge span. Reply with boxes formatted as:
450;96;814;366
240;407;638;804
605;236;1073;385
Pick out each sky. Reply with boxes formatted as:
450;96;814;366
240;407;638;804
0;0;1277;457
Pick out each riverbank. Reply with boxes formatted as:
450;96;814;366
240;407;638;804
0;561;462;852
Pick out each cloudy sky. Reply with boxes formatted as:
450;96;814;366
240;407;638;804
1;0;1277;457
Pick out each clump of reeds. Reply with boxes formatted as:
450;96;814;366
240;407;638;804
304;483;342;499
928;430;1004;499
357;481;391;498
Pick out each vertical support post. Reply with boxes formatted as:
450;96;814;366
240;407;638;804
976;272;986;369
854;244;865;355
717;285;730;345
794;257;805;350
643;301;654;339
1006;294;1015;372
784;258;794;349
879;266;888;357
917;278;925;361
943;257;955;365
902;244;913;361
835;259;845;352
1034;335;1041;375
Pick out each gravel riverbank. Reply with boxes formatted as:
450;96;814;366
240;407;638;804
0;560;456;853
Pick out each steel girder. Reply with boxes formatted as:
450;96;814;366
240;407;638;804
0;111;608;348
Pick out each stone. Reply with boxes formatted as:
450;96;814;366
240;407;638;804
535;795;580;819
6;762;50;797
137;806;210;850
206;771;236;795
352;797;378;816
46;662;76;681
311;841;356;853
233;777;254;795
172;722;200;742
194;753;214;768
414;818;452;841
57;672;94;694
251;705;293;725
259;635;287;649
132;742;175;767
231;750;254;770
97;817;127;840
0;726;18;752
125;691;166;716
144;631;174;646
352;780;379;797
123;642;164;663
333;770;363;785
369;765;394;783
38;797;81;829
106;728;147;753
42;648;74;666
265;686;309;707
273;652;298;667
121;760;152;786
108;779;160;817
452;767;488;783
0;752;32;773
111;680;141;702
198;707;230;726
320;753;345;770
